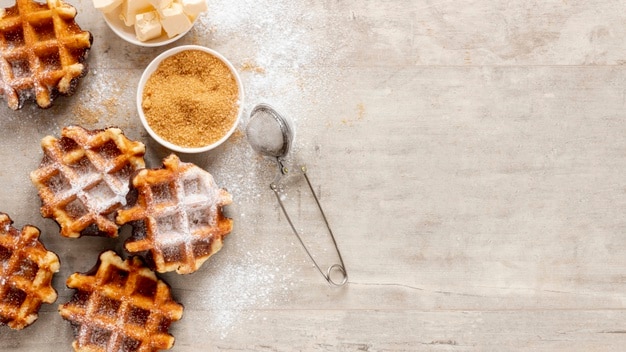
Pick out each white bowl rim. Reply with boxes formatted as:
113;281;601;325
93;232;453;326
102;6;193;47
137;45;244;153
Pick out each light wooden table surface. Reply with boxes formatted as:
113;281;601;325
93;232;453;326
1;0;626;351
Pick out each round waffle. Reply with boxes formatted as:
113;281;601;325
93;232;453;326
59;250;183;351
117;154;233;274
30;126;146;238
0;0;93;110
0;212;59;330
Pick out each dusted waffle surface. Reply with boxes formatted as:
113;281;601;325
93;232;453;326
0;0;92;109
117;154;233;274
30;126;146;238
0;213;59;330
59;250;183;352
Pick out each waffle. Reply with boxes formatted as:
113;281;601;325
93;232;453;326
0;0;93;110
30;126;146;238
0;213;59;330
59;250;183;352
117;154;233;274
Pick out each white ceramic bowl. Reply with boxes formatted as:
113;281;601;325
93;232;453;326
137;45;244;153
103;6;195;47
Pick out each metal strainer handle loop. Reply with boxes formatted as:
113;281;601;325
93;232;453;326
270;166;348;287
327;264;348;287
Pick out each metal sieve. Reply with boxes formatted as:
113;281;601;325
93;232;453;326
246;103;348;286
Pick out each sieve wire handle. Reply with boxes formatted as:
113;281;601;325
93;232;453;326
270;165;348;287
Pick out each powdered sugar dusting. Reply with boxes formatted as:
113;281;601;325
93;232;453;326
198;247;297;339
195;0;347;138
154;167;221;247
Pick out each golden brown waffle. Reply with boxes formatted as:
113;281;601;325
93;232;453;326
117;154;233;274
30;126;146;238
59;250;183;352
0;0;92;110
0;212;59;330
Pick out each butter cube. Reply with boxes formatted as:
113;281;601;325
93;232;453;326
92;0;123;13
180;0;207;17
120;0;152;26
135;11;162;42
160;3;192;38
147;0;172;16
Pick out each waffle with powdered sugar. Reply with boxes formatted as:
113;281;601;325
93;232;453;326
0;212;59;330
30;126;145;238
0;0;92;109
117;154;233;274
59;250;183;351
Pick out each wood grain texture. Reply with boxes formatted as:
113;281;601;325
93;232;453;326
0;0;625;350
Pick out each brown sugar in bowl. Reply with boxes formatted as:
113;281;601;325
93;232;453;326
137;45;244;153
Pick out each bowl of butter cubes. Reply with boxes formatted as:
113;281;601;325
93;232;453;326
93;0;207;46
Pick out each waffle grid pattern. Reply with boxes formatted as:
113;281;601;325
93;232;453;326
30;126;146;238
59;250;183;351
0;0;92;109
117;154;233;274
0;213;59;330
